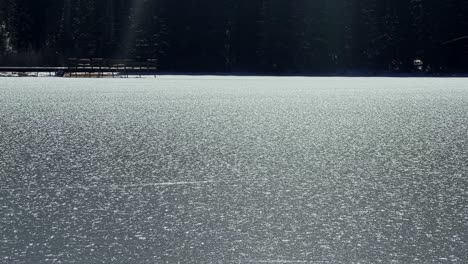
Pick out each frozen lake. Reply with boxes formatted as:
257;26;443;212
1;76;467;263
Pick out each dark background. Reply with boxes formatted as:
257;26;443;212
1;0;468;75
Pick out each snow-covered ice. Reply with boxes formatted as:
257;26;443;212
0;76;467;263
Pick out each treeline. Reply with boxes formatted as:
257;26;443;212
1;0;468;74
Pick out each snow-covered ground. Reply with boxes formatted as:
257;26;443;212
1;77;467;263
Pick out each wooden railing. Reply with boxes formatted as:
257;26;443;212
66;58;158;77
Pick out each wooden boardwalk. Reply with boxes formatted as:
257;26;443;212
0;58;158;77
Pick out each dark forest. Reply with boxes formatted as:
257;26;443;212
1;0;468;75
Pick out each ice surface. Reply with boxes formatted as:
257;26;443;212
0;76;467;263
